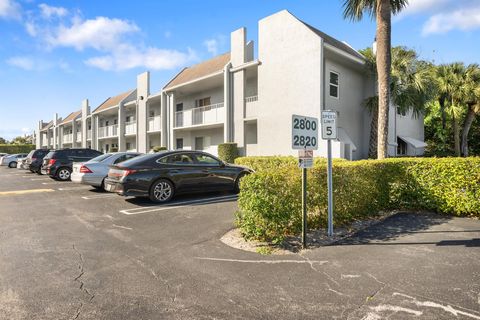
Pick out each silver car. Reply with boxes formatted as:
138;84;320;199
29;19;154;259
16;157;29;170
1;154;28;168
71;152;142;188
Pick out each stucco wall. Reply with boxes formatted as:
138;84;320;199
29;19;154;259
174;127;224;156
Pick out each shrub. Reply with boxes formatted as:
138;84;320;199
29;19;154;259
152;146;167;152
236;157;480;243
110;147;119;152
235;156;345;172
218;143;239;163
0;144;36;154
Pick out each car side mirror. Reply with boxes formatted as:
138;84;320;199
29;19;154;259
220;161;226;167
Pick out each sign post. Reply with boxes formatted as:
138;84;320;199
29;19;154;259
292;115;318;249
321;110;337;237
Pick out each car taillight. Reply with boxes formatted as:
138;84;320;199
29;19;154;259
48;159;56;165
123;169;137;177
31;157;37;162
79;165;92;173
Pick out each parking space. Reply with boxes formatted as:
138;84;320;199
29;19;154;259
0;166;479;319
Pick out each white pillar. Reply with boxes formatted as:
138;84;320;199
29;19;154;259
53;113;59;149
161;92;168;148
168;93;175;150
81;99;90;148
118;104;126;152
137;72;150;153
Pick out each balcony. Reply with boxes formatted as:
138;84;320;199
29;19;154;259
175;103;225;128
148;115;161;132
63;134;73;143
76;132;82;143
125;122;136;135
245;95;258;118
98;124;118;138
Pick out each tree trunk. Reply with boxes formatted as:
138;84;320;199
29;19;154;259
439;96;446;130
452;113;461;156
461;105;476;157
376;0;391;159
368;107;378;158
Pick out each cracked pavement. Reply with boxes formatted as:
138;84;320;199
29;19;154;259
0;167;479;319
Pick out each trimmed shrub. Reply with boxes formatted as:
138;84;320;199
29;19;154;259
236;157;480;243
218;143;239;163
110;147;119;152
152;146;167;152
235;156;345;171
0;144;36;154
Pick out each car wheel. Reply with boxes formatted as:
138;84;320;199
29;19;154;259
149;179;174;203
234;172;248;193
8;162;17;168
56;168;71;181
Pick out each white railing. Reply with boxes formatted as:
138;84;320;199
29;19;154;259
98;124;118;138
76;132;82;142
245;95;259;118
87;130;92;140
125;122;136;135
175;103;225;128
63;134;73;143
148;115;161;132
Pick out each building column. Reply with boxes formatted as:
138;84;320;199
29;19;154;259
223;63;232;142
161;92;168;148
93;115;99;150
53;113;59;149
36;121;43;148
137;72;149;153
118;104;126;152
168;93;175;150
72;121;77;148
81;99;90;148
58;126;64;149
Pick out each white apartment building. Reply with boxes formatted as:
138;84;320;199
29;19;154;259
35;10;426;159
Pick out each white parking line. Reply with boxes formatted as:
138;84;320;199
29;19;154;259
31;178;48;181
42;182;64;185
58;186;91;191
120;195;238;215
81;194;118;200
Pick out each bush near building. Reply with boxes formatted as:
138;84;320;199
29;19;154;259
218;143;239;163
234;157;480;243
152;146;167;152
0;144;36;154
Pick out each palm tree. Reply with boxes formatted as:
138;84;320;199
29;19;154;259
461;64;480;156
343;0;408;159
361;46;432;158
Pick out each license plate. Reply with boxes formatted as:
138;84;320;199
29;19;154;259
105;183;114;192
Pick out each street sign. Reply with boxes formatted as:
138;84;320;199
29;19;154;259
292;115;319;150
321;111;337;140
298;150;313;168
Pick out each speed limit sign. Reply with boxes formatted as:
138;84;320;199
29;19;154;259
321;110;337;140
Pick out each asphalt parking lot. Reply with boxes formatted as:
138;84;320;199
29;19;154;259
0;167;479;320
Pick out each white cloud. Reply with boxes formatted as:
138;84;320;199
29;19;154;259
25;20;37;36
6;56;34;70
422;7;480;35
0;0;21;20
85;45;197;71
21;127;31;133
47;16;139;51
38;3;68;19
203;38;219;56
164;31;172;39
398;0;450;18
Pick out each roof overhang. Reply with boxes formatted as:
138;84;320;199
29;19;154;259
398;136;427;149
324;43;365;66
164;70;224;92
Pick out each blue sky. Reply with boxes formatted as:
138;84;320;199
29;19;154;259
0;0;479;140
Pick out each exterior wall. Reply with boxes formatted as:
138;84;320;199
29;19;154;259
257;10;323;156
174;127;224;156
147;134;161;151
324;54;366;160
397;109;425;156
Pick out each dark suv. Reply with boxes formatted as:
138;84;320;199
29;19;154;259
26;149;50;174
42;148;103;181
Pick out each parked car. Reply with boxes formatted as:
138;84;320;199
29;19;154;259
104;150;253;203
71;152;142;189
16;157;28;169
41;148;103;181
26;149;50;174
0;154;28;168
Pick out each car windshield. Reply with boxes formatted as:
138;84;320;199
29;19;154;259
27;151;35;157
88;154;113;163
45;151;55;159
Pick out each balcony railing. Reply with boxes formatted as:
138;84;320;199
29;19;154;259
148;115;161;132
98;124;118;138
125;122;136;135
63;134;73;143
175;103;224;128
76;132;82;142
245;95;258;118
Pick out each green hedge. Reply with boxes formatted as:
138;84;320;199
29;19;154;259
236;157;480;242
218;143;239;163
235;156;347;172
152;146;167;152
0;144;36;154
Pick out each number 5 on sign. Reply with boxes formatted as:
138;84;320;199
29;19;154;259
292;115;319;150
321;111;337;140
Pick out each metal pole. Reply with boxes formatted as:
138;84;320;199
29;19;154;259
302;167;307;249
327;139;333;236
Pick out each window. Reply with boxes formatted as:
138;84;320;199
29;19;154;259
196;97;211;108
329;71;339;98
195;137;204;151
195;154;220;166
126;142;131;150
176;138;183;150
149;110;155;117
158;154;194;165
126;116;131;123
114;155;128;164
114;119;118;125
105;120;109;126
